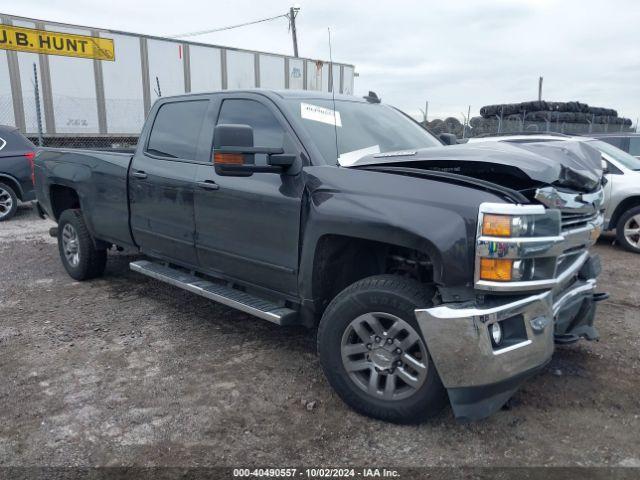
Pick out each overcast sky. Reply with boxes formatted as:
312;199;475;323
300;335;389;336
7;0;640;124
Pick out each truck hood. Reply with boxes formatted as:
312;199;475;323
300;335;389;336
346;140;603;193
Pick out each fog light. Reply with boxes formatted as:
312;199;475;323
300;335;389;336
490;322;503;346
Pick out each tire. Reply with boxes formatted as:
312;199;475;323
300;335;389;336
0;182;18;222
317;275;447;424
616;206;640;254
57;209;107;280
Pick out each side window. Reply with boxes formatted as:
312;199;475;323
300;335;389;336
146;100;209;160
216;99;285;149
604;159;623;175
629;138;640;157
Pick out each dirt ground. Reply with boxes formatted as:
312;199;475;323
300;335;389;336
1;205;639;468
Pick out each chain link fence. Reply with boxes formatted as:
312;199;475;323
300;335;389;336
24;134;139;149
2;68;637;148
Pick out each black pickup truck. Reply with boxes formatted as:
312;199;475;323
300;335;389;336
35;90;607;423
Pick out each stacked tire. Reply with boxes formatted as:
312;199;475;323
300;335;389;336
469;100;632;137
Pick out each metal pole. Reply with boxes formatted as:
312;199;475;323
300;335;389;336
33;63;43;147
538;76;543;101
425;101;429;122
289;7;299;58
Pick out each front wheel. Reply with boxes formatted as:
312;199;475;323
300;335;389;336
57;209;107;280
616;206;640;253
317;275;447;424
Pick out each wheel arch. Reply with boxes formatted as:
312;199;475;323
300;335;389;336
0;173;23;201
610;196;640;230
49;184;81;221
300;232;442;326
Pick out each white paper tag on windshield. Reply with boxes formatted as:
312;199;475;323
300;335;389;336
338;145;381;166
301;102;342;127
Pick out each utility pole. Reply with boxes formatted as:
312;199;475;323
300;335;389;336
33;63;43;147
289;6;300;58
538;76;543;101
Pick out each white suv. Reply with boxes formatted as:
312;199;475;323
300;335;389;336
468;134;640;253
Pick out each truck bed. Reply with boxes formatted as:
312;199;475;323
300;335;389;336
35;148;135;248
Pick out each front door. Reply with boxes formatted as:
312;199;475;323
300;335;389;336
194;95;305;296
130;99;210;267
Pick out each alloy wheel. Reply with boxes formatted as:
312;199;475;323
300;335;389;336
62;223;80;267
0;187;13;219
341;312;428;401
624;214;640;248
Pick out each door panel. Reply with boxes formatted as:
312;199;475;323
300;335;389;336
130;155;199;265
194;96;304;295
129;99;210;266
195;165;303;294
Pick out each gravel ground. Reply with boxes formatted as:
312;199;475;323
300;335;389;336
1;206;639;468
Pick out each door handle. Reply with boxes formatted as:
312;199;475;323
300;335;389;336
196;180;219;191
132;171;147;179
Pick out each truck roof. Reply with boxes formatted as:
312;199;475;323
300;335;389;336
156;89;367;103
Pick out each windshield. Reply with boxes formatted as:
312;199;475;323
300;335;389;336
284;99;441;165
589;139;640;171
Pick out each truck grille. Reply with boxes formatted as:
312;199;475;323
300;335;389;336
561;211;599;231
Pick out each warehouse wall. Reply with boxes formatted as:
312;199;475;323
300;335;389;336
100;33;145;134
1;14;356;138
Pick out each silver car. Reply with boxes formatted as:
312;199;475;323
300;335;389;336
468;134;640;253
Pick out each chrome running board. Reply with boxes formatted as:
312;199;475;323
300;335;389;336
130;260;298;326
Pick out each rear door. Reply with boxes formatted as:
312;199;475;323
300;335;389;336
193;94;305;296
129;98;210;267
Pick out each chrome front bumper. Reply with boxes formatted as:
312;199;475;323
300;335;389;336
415;277;598;390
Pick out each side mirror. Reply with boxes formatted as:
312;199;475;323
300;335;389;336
213;124;293;176
601;159;610;174
439;133;458;145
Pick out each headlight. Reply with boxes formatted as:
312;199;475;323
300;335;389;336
476;203;562;288
481;212;560;238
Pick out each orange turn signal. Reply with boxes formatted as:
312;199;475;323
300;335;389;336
479;258;513;281
214;152;244;165
482;214;512;237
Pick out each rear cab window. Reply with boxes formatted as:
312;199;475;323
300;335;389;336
146;100;209;160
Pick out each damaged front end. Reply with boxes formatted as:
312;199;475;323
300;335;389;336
416;187;606;421
348;139;608;421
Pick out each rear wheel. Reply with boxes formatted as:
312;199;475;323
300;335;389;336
0;182;18;221
616;206;640;253
57;209;107;280
317;275;447;424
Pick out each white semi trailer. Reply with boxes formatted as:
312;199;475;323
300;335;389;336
0;13;355;143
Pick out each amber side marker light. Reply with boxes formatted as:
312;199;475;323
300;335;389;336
480;258;513;281
482;214;512;237
213;152;244;164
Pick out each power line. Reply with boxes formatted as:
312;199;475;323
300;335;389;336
170;13;289;39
